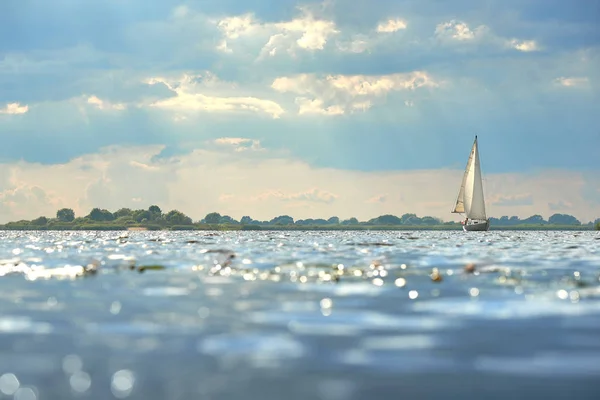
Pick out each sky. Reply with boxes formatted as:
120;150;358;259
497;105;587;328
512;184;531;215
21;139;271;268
0;0;598;223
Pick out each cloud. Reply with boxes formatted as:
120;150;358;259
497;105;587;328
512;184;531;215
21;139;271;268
435;20;484;41
554;76;590;88
335;36;371;53
295;98;345;115
219;193;235;201
275;13;338;51
0;103;28;114
0;184;62;221
508;39;539;52
0;0;598;192
146;73;285;118
434;19;540;52
549;200;573;211
216;40;232;54
217;14;259;40
366;194;387;203
490;193;534;207
254;187;338;204
215;5;339;58
376;19;407;33
87;96;126;111
271;70;438;114
0;144;598;224
129;160;159;171
213;137;264;152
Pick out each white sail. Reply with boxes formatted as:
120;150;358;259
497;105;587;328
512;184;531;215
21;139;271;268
453;136;487;220
451;145;474;214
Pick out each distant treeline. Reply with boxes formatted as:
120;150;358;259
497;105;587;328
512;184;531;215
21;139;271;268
1;206;599;231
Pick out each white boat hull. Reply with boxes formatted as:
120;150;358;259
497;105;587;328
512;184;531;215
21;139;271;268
463;220;490;232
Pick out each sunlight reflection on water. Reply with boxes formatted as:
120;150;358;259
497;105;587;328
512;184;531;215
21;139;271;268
0;230;599;399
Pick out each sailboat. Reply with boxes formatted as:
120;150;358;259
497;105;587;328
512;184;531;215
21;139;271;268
451;135;490;232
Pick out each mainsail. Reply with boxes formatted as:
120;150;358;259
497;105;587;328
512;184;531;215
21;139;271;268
452;136;487;220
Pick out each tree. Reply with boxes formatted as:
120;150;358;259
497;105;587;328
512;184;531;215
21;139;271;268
522;215;545;224
270;215;294;225
87;208;115;221
400;213;421;225
548;213;580;225
132;209;151;222
421;216;441;225
115;215;135;224
114;208;133;218
400;213;417;224
56;208;75;222
296;218;327;225
341;217;359;225
165;210;192;225
148;205;162;220
31;216;48;225
369;215;402;225
219;215;239;224
327;217;340;224
240;216;253;224
149;205;162;215
205;212;222;224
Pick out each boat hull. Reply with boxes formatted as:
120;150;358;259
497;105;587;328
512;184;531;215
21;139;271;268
463;220;490;232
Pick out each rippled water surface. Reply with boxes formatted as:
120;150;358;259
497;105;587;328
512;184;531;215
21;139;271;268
1;230;599;399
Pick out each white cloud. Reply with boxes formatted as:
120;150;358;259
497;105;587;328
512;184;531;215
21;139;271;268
214;7;408;57
216;39;232;53
435;20;539;52
213;137;264;152
217;14;258;39
554;76;590;88
366;194;387;203
216;7;339;57
129;160;159;171
272;71;438;114
0;184;62;221
0;102;29;115
336;37;371;53
377;19;407;33
435;20;484;41
253;187;338;204
508;39;539;52
295;98;345;115
276;14;338;50
150;93;284;119
87;96;126;111
1;145;598;223
146;73;285;119
490;193;533;206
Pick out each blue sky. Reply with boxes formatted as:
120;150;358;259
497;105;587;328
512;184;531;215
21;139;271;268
0;0;598;222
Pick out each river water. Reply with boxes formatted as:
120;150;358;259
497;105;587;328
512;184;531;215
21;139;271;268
0;230;599;399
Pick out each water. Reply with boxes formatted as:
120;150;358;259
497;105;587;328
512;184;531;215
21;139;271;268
1;230;599;399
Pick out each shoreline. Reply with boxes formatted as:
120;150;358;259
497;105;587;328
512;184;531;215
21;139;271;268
8;207;595;232
0;224;594;232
